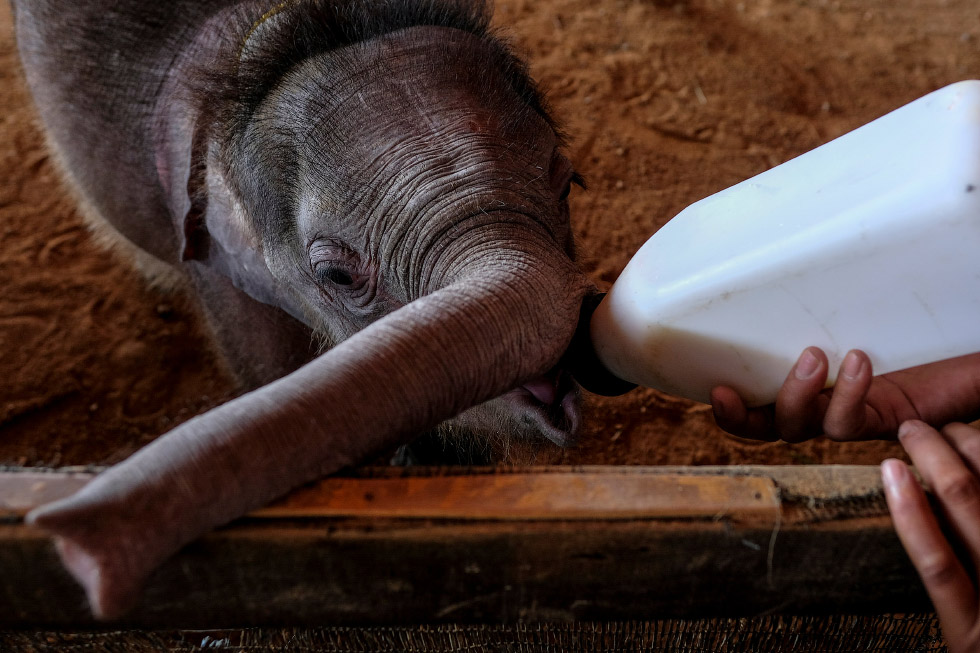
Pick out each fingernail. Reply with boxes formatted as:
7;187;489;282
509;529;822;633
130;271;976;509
840;351;864;381
881;458;908;492
795;350;820;380
897;420;924;442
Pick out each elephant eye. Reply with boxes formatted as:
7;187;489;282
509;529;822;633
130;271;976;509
316;266;354;286
309;239;364;290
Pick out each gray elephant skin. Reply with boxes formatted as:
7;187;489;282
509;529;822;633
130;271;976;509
12;0;595;619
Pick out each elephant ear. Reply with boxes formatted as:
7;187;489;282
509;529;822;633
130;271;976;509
155;95;251;268
179;122;212;262
153;100;214;264
183;135;310;323
156;96;308;321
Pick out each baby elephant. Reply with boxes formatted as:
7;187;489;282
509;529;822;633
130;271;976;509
14;0;595;618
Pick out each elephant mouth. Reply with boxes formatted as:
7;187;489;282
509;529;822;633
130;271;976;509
506;368;581;447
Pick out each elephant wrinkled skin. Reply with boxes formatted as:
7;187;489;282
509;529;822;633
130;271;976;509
14;0;597;618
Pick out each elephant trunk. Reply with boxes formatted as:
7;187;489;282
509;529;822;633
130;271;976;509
27;243;591;620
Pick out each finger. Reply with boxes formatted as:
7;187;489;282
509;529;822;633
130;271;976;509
710;386;778;441
899;420;980;574
882;458;977;644
822;350;876;439
941;422;980;479
774;347;830;442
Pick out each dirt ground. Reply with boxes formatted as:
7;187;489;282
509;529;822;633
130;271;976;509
1;0;978;468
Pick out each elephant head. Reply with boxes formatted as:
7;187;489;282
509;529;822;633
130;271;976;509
27;0;594;618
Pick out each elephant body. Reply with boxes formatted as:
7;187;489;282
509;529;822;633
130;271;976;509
14;0;592;618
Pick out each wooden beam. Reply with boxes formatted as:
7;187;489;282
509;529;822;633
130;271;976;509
0;465;928;628
1;468;781;521
0;616;944;652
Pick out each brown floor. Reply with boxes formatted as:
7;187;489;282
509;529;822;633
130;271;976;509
1;0;977;468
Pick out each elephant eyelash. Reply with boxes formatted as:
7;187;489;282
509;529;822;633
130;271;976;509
314;265;355;287
312;259;378;314
309;239;368;291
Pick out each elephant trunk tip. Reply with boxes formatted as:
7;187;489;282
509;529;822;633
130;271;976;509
563;292;637;397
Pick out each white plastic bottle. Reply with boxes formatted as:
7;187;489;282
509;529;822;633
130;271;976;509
589;80;980;407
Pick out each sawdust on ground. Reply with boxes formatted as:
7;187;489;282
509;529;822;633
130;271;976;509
1;0;978;467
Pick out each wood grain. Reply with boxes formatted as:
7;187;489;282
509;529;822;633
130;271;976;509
0;465;928;627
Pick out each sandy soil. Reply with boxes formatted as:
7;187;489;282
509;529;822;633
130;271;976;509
1;0;978;468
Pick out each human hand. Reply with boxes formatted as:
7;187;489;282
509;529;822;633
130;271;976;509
883;420;980;653
710;349;980;442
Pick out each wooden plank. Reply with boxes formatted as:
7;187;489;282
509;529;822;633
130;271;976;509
0;466;928;628
0;616;945;653
226;472;781;520
2;469;779;520
0;470;91;518
0;462;896;520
